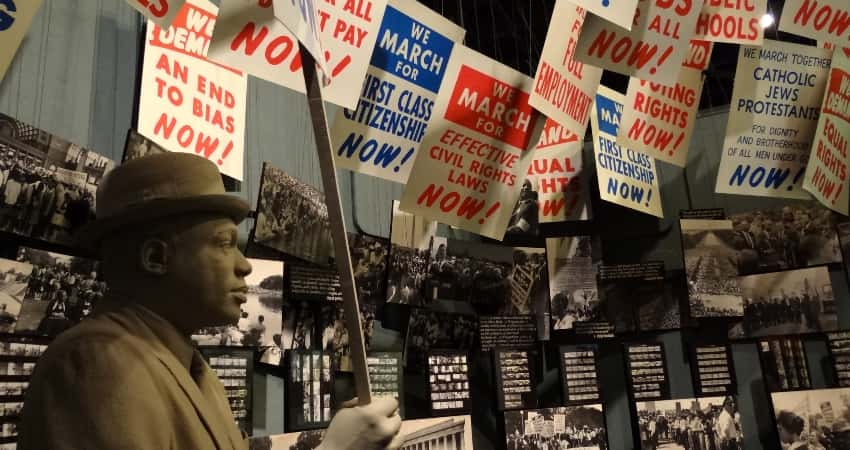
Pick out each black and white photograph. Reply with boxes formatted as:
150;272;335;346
15;247;102;336
771;388;850;450
495;348;538;411
200;347;254;435
730;266;837;338
636;396;743;450
560;345;601;405
478;315;537;351
253;163;333;266
691;345;736;397
122;129;167;162
546;236;599;332
729;204;841;276
367;352;404;417
386;201;437;306
285;350;333;432
504;405;608;450
0;112;115;247
319;302;376;372
249;429;326;450
0;258;33;333
505;179;541;239
348;233;389;306
193;258;284;360
626;344;670;401
758;337;811;392
838;222;850;283
827;331;850;387
428;352;471;415
285;264;342;304
404;308;477;373
598;262;680;335
281;300;318;353
680;219;744;318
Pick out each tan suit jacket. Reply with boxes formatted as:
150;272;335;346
18;302;248;450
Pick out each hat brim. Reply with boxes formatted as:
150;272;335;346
76;194;250;250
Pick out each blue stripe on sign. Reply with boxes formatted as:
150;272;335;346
596;94;622;137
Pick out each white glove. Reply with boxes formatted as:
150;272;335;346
317;397;403;450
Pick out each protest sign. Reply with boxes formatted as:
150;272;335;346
329;0;464;183
0;0;42;83
694;0;766;45
617;40;712;167
137;0;248;181
273;0;330;77
821;41;850;58
571;0;640;30
591;86;663;218
398;46;545;240
530;0;603;142
715;40;831;199
779;0;850;48
124;0;186;29
803;49;850;213
575;0;703;87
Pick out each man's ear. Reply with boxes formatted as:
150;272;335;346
139;238;170;276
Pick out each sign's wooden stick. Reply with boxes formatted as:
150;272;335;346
299;45;372;405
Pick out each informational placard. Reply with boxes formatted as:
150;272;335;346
572;0;639;30
329;0;464;183
575;0;702;87
694;0;766;44
399;46;545;240
715;39;831;199
427;352;471;416
560;345;601;405
691;344;736;397
285;264;342;303
478;316;537;351
758;337;811;392
617;41;712;167
124;0;186;28
625;343;670;401
494;348;537;411
827;331;850;387
779;0;850;48
803;48;850;213
591;86;663;218
272;0;329;76
137;0;247;181
0;0;43;83
599;262;678;334
530;1;603;138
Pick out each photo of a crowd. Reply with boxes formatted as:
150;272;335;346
680;220;744;318
348;233;388;306
15;247;103;336
731;266;836;338
597;263;679;333
122;129;167;162
253;163;333;266
771;388;850;450
386;201;437;306
320;303;375;372
405;309;477;373
0;112;115;247
729;205;841;276
636;396;743;450
546;236;599;332
504;405;608;450
0;259;33;333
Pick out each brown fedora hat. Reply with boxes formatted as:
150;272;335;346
77;152;249;249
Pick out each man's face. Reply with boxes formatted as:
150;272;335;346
168;216;252;328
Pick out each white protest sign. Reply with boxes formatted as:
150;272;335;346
779;0;850;48
329;0;464;183
803;49;850;214
715;40;831;199
0;0;43;83
137;0;248;181
576;0;702;87
398;46;545;240
694;0;766;45
530;0;603;141
272;0;330;77
571;0;640;30
617;41;712;167
124;0;186;29
591;86;663;217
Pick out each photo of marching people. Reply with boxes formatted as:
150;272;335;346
0;112;115;247
253;163;333;266
504;405;608;450
404;308;477;373
191;258;284;363
319;302;375;372
546;235;599;332
421;239;548;316
348;233;388;306
680;219;744;318
636;396;743;450
771;388;850;450
729;204;841;276
14;247;103;336
0;259;33;333
122;129;167;162
386;201;437;306
730;266;837;338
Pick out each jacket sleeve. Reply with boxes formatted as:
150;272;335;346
17;336;174;450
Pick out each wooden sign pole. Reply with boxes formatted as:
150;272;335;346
299;46;372;405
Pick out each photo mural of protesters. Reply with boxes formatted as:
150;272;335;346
730;266;836;338
253;163;333;266
680;220;744;318
0;113;115;247
636;396;743;450
0;259;33;333
729;204;841;276
14;247;103;336
771;387;850;450
319;302;376;372
546;235;598;331
404;308;477;373
504;405;608;450
348;233;388;306
386;201;437;306
122;129;167;162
